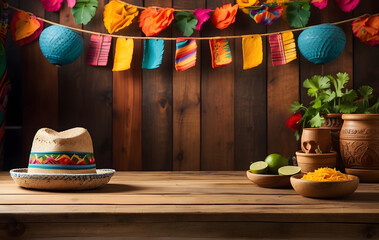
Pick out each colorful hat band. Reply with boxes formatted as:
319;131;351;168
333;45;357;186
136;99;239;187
29;152;96;169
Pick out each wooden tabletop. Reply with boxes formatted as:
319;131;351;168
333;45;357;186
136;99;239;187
1;171;378;239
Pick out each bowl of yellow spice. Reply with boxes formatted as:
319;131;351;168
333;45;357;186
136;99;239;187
290;168;359;199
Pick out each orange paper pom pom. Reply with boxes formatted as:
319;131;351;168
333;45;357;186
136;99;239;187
211;4;239;30
103;0;139;34
139;7;175;36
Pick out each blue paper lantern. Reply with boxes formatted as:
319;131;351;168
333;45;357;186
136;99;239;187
39;25;83;66
298;24;346;64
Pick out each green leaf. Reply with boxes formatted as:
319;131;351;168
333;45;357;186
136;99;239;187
312;97;322;109
367;97;379;113
309;113;325;128
174;11;198;37
321;89;336;103
332;72;349;97
358;85;373;101
72;0;98;25
303;75;330;97
339;103;358;113
342;89;358;102
289;101;303;113
286;1;311;28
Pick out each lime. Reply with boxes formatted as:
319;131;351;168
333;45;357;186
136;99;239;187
249;161;268;174
278;166;301;176
265;153;289;174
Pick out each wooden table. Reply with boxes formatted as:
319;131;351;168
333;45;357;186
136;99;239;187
1;171;378;239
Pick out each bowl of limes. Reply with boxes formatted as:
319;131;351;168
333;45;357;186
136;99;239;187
246;153;301;188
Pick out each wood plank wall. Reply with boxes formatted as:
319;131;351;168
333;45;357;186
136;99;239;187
3;0;379;171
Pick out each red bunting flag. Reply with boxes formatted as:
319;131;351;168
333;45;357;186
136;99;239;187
86;35;112;66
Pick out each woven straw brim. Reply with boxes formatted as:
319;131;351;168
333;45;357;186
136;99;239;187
10;168;115;191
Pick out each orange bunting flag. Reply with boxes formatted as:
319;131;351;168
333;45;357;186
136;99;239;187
209;39;232;68
103;0;139;34
269;31;297;66
211;4;239;30
139;7;175;36
10;11;43;46
242;35;263;70
113;38;134;71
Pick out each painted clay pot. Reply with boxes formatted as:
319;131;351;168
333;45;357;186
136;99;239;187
296;151;337;173
301;128;332;153
320;113;344;170
340;114;379;169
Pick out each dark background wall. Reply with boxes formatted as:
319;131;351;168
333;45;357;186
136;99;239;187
2;0;379;171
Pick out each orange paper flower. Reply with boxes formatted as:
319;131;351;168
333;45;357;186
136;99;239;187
211;4;239;30
12;11;40;41
352;16;379;46
139;7;175;37
103;0;139;34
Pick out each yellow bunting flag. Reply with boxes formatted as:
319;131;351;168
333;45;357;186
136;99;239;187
103;0;139;34
242;35;263;70
269;31;297;66
113;38;134;71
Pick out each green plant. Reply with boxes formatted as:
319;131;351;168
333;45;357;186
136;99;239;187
290;72;358;129
355;85;379;113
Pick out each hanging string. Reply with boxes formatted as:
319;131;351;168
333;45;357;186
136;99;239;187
5;3;376;41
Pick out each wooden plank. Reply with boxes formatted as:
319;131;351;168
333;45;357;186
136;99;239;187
201;0;235;170
1;221;378;239
172;0;203;171
112;0;143;170
353;1;379;95
267;19;299;158
142;0;173;170
234;11;267;170
58;2;112;169
21;1;59;167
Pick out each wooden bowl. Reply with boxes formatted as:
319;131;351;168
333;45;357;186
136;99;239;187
246;170;291;188
345;168;379;183
290;174;359;199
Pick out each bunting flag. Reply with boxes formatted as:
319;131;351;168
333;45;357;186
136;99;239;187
87;35;112;66
237;0;259;14
211;4;239;30
112;38;134;71
10;11;44;46
250;3;283;25
103;0;139;34
175;39;197;71
242;35;263;70
142;39;165;69
209;38;232;68
139;7;175;36
352;16;379;46
193;8;211;31
269;31;297;66
40;0;76;12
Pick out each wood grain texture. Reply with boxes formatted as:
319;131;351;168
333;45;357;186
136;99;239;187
267;19;299;158
353;1;379;96
59;1;113;169
0;171;378;239
142;0;173;170
172;0;203;171
21;1;58;166
201;0;234;170
234;11;267;169
112;0;143;170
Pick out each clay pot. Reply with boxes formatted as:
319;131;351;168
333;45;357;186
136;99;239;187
320;113;344;170
301;128;332;153
296;151;337;173
340;114;379;169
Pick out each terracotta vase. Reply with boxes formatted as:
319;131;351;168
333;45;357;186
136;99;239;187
301;128;332;153
340;114;379;169
320;113;344;170
296;151;337;173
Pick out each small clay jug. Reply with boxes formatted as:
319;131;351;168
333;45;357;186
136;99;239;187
301;128;332;154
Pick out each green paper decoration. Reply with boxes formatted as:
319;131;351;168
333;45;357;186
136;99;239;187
286;1;310;28
174;11;198;37
72;0;99;25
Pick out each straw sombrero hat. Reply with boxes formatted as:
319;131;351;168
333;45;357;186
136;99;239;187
10;127;115;190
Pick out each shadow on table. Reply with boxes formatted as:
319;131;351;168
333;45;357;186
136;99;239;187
23;184;143;193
